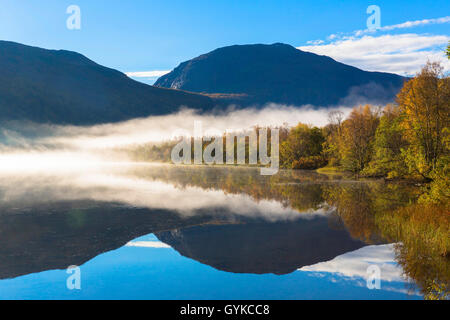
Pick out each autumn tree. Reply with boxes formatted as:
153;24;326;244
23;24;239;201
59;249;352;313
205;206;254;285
280;123;326;169
397;62;450;178
339;105;380;173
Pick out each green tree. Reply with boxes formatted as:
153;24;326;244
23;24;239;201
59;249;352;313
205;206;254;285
280;123;326;169
446;41;450;60
362;104;408;178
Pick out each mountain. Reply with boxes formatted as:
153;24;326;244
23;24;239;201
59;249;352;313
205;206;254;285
0;41;214;125
155;43;406;106
156;218;365;275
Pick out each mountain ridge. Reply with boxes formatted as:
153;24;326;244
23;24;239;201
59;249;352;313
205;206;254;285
0;40;214;125
155;43;406;106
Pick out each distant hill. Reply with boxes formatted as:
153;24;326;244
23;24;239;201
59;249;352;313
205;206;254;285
0;41;214;125
156;218;365;275
155;43;406;106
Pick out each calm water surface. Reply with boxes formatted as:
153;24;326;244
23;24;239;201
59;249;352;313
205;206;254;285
0;164;433;299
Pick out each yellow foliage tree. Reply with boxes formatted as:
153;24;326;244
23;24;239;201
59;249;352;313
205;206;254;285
339;105;380;173
397;62;450;178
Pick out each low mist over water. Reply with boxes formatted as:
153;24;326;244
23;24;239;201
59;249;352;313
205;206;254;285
0;105;352;150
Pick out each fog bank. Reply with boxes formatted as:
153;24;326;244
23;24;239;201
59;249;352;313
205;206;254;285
1;104;353;151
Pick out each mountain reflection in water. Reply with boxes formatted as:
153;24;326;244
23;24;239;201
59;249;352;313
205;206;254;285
156;220;365;275
0;164;445;299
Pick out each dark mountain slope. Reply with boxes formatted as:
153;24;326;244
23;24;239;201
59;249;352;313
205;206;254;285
0;41;214;125
155;43;405;106
156;218;365;275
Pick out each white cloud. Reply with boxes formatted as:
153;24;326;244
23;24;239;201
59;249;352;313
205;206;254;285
300;244;404;282
355;16;450;37
327;16;450;40
300;16;450;75
298;33;450;75
299;244;423;296
306;39;324;45
126;241;171;248
125;70;170;78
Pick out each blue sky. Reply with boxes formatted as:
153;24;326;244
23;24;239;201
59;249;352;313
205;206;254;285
0;0;449;82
